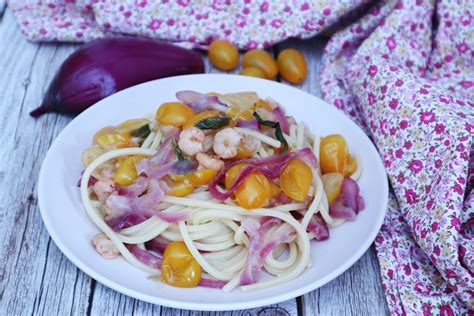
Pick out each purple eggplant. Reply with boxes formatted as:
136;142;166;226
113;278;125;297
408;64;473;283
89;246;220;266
30;37;205;117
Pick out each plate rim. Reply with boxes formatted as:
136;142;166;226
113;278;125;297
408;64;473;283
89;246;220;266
38;74;388;311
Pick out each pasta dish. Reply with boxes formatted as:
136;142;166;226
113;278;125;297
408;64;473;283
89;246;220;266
79;90;364;292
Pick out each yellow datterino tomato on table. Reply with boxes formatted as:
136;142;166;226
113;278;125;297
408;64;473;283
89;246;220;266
279;159;313;202
225;163;273;209
161;241;201;288
208;40;239;71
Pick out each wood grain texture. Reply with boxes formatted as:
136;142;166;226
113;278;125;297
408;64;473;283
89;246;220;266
0;7;388;315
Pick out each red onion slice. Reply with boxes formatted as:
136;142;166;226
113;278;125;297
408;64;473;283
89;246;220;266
176;90;220;112
236;119;259;130
307;213;329;241
272;106;290;134
126;244;162;269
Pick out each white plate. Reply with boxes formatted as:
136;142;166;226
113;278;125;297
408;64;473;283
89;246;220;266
38;74;388;311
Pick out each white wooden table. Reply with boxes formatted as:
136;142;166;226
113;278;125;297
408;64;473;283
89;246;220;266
0;6;389;315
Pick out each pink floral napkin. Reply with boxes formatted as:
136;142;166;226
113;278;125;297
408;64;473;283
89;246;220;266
8;0;473;314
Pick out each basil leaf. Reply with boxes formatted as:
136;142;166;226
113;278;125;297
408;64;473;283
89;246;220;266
130;124;151;139
172;138;186;161
274;124;289;151
195;117;231;130
253;112;288;151
253;111;278;128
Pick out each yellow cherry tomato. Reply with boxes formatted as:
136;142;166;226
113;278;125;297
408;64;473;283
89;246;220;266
321;173;344;204
319;134;348;174
186;169;218;186
115;118;150;135
235;172;273;209
161;241;201;288
277;48;307;84
156;102;196;127
255;99;273;112
240;67;266;79
183;110;221;129
208;40;239;71
242;49;278;80
225;164;272;209
113;155;145;186
226;105;255;121
95;133;133;150
280;159;313;201
235;143;253;159
170;182;194;197
170;169;217;187
344;154;357;177
225;163;249;190
93;126;115;145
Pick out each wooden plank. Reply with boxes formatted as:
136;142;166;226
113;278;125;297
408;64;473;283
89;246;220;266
0;9;91;316
275;37;389;315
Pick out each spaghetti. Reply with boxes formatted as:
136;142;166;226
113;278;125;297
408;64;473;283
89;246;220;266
80;91;364;292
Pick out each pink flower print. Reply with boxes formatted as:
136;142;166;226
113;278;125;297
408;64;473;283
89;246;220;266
300;2;310;11
451;217;461;232
444;54;453;62
414;281;430;294
304;20;318;32
135;0;147;7
403;264;411;275
409;160;423;173
400;120;408;129
397;173;406;184
431;221;438;232
460;80;473;88
242;7;250;15
433;245;440;256
434;123;445;134
149;19;162;30
404;140;412;149
381;85;387;94
419;87;429;94
427;199;434;210
211;0;227;11
368;92;376;105
368;64;378;77
395;79;404;87
439;305;454;316
177;0;189;7
260;2;269;12
271;19;283;28
386;35;396;51
245;41;258;50
389;98;398;110
421;303;432;316
457;42;468;53
405;189;417;205
434;159;442;168
167;19;175;26
387;269;394;279
395;148;403;158
420;111;435;124
323;8;331;16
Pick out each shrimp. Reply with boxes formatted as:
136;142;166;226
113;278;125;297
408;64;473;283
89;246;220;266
202;135;214;152
242;135;260;153
178;127;205;156
91;233;120;259
213;128;243;159
93;179;115;202
196;153;225;171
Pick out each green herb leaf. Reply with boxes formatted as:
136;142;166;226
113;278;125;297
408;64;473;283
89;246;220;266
195;117;231;130
172;138;186;161
253;112;288;151
130;124;151;139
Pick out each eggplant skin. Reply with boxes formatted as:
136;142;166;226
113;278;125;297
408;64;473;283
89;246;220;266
31;37;205;117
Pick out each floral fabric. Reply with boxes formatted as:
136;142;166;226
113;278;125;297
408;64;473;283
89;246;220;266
8;0;473;314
